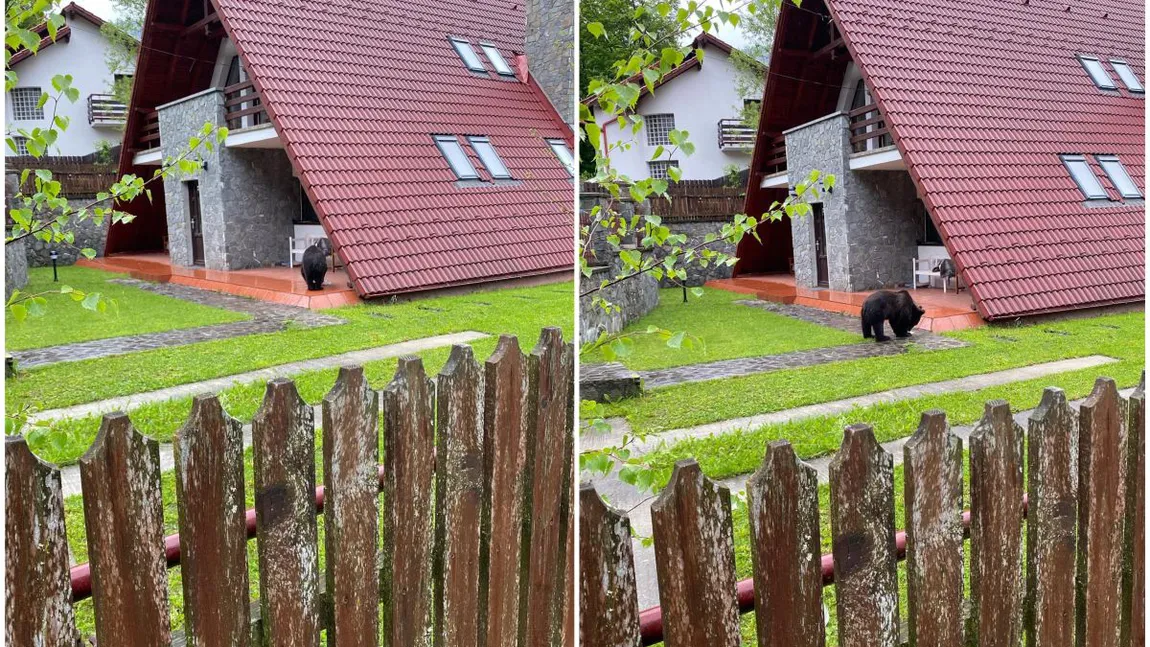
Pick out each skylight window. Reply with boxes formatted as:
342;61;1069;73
1109;59;1144;93
434;135;479;180
481;44;514;76
1078;55;1116;90
1096;155;1142;198
450;38;486;72
1061;155;1107;200
547;139;574;176
468;136;511;179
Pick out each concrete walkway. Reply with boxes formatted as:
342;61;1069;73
586;385;1135;609
28;331;488;426
583;355;1118;454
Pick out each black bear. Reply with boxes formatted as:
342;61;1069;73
300;239;332;291
860;289;925;342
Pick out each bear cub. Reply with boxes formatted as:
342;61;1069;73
301;239;332;292
860;290;925;342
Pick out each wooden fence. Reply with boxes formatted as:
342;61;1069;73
581;179;746;223
581;376;1145;647
7;329;575;647
7;156;120;199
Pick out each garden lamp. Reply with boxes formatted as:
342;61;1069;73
49;250;58;282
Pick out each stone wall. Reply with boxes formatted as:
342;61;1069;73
158;89;297;270
784;113;918;292
579;263;660;345
652;218;738;287
525;0;573;123
5;172;110;268
6;235;28;297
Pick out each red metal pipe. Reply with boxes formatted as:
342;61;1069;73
638;495;1028;645
69;465;387;602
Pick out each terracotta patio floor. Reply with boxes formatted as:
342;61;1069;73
78;253;361;310
708;274;985;332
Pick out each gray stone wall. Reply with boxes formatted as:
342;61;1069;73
5;173;110;268
6;235;28;297
651;219;737;287
158;89;297;271
784;113;919;291
579;263;660;345
525;0;574;123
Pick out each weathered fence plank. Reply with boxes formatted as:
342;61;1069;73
968;400;1025;647
322;366;380;647
252;379;320;647
481;335;530;647
523;328;575;647
903;411;964;647
563;473;576;647
1124;374;1145;647
79;412;171;647
1077;378;1126;647
5;436;78;647
382;356;436;647
435;345;486;647
746;440;824;647
829;424;898;647
1026;388;1077;647
579;484;641;647
651;459;740;647
174;394;251;647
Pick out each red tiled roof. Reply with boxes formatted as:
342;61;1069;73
826;0;1145;319
7;4;113;67
214;0;574;297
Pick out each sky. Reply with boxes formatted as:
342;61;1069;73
71;0;119;22
690;0;755;51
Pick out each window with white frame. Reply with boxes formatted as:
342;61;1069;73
1078;55;1117;90
480;43;514;76
10;87;43;120
648;160;679;180
1060;155;1107;200
10;136;30;155
1109;59;1144;93
645;113;675;146
467;136;511;179
434;135;480;180
450;38;486;72
546;139;574;176
1096;155;1141;198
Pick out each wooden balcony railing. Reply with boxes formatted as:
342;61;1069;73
224;79;267;131
137;110;160;150
87;93;127;126
848;102;892;153
717;118;755;150
762;134;786;175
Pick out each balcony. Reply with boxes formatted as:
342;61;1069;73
131;83;276;166
717;118;755;150
87;93;127;126
223;79;268;131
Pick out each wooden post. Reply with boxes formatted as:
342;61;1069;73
322;366;380;647
382;356;436;647
830;424;898;647
1026;388;1076;647
5;436;78;647
968;400;1024;647
746;440;824;647
174;394;251;647
481;335;530;647
651;459;740;647
252;379;320;647
903;411;964;647
1077;378;1126;647
80;413;171;647
579;484;641;647
1123;373;1145;647
434;345;486;647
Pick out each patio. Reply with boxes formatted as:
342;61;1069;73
78;253;361;310
708;274;984;332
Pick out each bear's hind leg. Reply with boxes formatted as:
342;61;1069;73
861;318;873;339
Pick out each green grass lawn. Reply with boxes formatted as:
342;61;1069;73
582;287;857;371
8;278;574;415
18;280;574;465
5;267;250;351
595;311;1143;440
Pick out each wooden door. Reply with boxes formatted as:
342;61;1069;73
187;181;205;266
813;204;829;287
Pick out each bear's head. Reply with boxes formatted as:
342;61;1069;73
908;303;925;327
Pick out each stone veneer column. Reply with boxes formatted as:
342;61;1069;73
525;0;574;124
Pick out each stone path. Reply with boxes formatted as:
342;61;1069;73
27;331;488;426
586;385;1136;609
735;298;875;334
11;279;345;368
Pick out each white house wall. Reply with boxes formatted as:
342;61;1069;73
594;46;755;181
6;16;132;156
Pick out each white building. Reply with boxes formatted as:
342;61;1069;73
6;3;133;157
591;33;761;181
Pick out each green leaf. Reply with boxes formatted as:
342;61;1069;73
9;304;27;322
81;292;101;311
666;331;686;349
691;287;705;298
587;22;605;38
